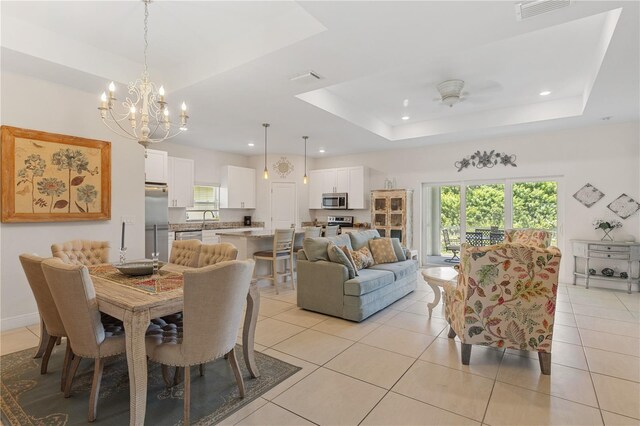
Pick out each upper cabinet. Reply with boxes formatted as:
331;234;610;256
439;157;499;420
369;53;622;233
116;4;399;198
144;149;168;183
220;165;256;209
308;166;367;209
168;156;194;208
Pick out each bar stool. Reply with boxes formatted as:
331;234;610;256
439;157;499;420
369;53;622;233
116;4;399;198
253;228;295;294
324;225;340;237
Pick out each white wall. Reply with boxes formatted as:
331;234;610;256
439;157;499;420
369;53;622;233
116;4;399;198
152;141;252;222
1;72;146;330
314;121;640;283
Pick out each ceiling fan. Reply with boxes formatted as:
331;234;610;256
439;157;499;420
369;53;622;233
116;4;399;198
435;79;467;107
434;79;502;108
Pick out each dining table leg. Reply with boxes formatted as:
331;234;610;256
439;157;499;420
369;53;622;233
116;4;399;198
243;282;261;378
124;309;150;426
34;319;50;359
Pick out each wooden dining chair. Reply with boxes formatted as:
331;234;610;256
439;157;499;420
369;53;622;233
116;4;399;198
19;254;71;390
253;229;295;294
324;225;340;237
145;260;255;424
51;240;110;266
41;258;126;422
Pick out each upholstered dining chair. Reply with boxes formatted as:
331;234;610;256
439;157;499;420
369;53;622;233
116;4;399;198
162;239;203;274
197;243;238;267
323;225;340;237
145;260;255;424
19;254;71;390
51;240;110;266
253;228;295;294
443;242;561;374
41;258;126;422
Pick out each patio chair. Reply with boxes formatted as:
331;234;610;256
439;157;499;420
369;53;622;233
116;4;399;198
442;229;460;262
465;232;484;246
489;231;505;245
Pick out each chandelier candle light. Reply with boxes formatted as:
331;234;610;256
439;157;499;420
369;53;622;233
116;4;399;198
303;136;309;184
263;123;270;180
98;0;189;152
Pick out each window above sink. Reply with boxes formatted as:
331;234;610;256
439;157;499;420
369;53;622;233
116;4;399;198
186;185;220;221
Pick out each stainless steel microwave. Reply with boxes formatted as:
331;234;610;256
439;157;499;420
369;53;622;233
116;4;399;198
322;193;348;210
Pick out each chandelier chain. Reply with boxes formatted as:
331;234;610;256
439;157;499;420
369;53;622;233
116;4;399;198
143;0;150;77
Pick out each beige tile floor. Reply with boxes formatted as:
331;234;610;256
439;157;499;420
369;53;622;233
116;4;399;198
2;274;640;425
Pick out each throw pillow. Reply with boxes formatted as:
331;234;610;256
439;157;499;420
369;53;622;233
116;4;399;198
302;235;353;262
327;242;357;279
349;246;375;270
369;238;398;264
340;246;359;277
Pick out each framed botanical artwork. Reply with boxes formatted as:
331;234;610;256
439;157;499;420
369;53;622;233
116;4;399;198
1;126;111;222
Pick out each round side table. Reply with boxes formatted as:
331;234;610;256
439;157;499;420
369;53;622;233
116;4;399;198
421;266;458;318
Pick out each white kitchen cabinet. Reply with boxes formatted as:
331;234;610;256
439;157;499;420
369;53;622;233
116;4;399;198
202;230;221;244
168;157;194;208
144;149;168;183
220;166;256;209
308;166;368;209
168;231;175;257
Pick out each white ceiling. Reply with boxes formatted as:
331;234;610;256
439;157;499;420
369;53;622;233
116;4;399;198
1;1;638;157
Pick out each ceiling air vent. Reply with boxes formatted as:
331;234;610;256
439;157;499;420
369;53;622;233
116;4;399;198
515;0;571;20
290;71;322;84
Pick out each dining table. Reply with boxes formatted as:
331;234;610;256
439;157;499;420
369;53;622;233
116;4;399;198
87;262;260;426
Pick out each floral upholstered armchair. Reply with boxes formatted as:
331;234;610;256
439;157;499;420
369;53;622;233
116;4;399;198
504;228;552;248
443;241;561;374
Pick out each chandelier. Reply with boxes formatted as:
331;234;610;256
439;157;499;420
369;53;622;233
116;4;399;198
98;0;189;150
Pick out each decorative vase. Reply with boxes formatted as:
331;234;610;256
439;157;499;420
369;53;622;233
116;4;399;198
601;268;614;277
620;272;629;279
600;228;614;241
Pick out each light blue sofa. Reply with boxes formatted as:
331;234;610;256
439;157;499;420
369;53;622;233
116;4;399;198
296;230;418;322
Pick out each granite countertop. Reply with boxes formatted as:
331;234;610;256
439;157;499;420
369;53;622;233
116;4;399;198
217;229;305;239
169;221;265;232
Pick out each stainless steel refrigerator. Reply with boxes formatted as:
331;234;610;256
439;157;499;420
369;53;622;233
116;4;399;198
145;184;169;262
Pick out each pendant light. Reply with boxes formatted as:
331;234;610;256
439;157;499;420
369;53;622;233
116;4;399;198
262;123;270;179
302;136;309;184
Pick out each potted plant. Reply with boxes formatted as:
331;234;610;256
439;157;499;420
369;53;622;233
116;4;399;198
593;219;622;241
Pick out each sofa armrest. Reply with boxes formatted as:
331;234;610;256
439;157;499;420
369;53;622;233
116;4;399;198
296;259;348;318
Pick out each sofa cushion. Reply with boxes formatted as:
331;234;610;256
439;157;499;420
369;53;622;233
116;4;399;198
327;242;357;279
349;246;375;270
344;269;395;296
349;230;380;251
369;259;418;281
369;238;398;264
303;234;353;262
391;238;407;261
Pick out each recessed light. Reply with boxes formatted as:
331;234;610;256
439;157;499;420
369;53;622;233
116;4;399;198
248;142;255;147
539;90;551;96
401;116;410;121
319;149;325;153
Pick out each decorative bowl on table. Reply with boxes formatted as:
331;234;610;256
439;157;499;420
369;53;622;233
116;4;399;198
116;261;155;276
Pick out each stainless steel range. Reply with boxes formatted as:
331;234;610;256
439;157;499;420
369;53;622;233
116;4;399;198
327;215;354;228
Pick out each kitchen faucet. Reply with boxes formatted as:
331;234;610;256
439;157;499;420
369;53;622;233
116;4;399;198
202;210;216;228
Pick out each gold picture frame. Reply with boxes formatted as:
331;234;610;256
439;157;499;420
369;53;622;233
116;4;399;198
1;126;111;222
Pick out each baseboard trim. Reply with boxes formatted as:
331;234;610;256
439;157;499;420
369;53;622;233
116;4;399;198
1;312;40;332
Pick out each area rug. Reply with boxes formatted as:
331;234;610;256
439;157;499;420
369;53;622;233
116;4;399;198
1;343;300;425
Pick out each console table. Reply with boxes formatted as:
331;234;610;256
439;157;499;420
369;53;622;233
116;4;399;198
571;240;640;293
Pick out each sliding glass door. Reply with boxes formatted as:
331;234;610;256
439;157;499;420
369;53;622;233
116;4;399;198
424;178;560;264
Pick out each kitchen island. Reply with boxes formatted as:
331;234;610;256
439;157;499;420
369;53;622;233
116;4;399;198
218;229;305;259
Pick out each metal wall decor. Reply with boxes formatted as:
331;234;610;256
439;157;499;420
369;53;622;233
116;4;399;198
272;157;294;178
607;193;640;219
454;150;517;172
573;183;605;208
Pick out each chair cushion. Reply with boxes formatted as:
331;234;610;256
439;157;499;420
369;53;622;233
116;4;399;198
369;260;418;281
349;247;375;270
344;269;395;296
368;238;398;264
391;238;406;261
349;230;381;250
327;242;357;279
302;235;353;262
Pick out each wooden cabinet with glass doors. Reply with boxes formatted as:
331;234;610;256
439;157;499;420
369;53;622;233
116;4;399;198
371;189;413;249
